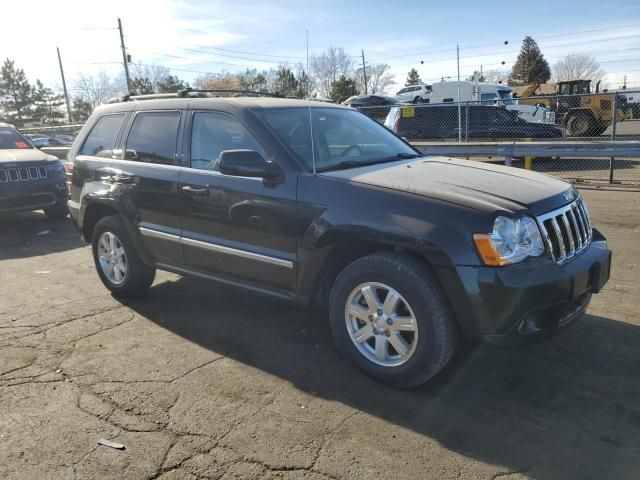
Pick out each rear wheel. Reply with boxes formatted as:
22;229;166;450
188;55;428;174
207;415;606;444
329;252;457;387
92;215;155;297
413;96;422;104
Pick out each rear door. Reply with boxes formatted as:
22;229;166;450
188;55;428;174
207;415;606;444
178;110;297;296
114;110;185;265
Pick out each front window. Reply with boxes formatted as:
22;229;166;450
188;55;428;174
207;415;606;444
0;126;32;150
190;112;265;170
497;89;516;105
258;107;418;172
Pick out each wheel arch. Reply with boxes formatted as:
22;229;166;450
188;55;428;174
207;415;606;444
306;229;455;308
82;200;154;267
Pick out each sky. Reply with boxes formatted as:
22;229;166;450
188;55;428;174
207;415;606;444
1;0;640;95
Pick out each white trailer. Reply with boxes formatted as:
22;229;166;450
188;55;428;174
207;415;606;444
425;81;555;124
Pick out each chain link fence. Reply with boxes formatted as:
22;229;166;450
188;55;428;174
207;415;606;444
14;91;640;185
357;89;640;185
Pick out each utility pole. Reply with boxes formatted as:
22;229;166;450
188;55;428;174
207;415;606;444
456;44;462;143
361;50;368;94
306;30;309;75
118;18;131;94
56;47;73;124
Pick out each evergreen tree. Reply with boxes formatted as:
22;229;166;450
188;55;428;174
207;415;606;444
508;37;550;86
296;70;313;98
405;68;421;86
330;75;358;103
33;80;65;124
130;77;154;95
273;67;299;97
156;75;188;93
0;58;34;127
72;97;93;122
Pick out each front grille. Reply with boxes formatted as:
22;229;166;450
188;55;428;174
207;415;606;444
0;165;48;183
536;198;592;265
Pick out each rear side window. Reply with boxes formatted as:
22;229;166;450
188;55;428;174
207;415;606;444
80;113;125;157
125;111;181;165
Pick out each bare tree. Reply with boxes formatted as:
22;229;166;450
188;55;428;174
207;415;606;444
355;63;394;94
72;71;125;108
194;71;242;93
128;63;171;86
483;70;509;84
311;47;355;98
553;54;605;83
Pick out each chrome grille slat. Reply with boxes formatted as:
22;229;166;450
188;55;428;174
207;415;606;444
567;209;583;249
560;214;575;257
536;197;593;265
0;165;48;182
571;206;585;245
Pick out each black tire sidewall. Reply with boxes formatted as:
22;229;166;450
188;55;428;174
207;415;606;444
329;255;454;386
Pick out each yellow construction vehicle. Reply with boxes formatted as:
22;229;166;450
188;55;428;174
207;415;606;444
516;80;626;137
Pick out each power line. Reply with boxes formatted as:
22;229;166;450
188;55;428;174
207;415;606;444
368;25;640;62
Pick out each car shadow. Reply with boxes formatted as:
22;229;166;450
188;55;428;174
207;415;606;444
0;211;85;259
126;276;640;480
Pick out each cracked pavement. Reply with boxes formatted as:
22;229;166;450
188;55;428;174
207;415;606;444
1;188;640;480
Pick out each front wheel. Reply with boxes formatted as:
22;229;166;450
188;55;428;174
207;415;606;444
92;215;155;297
329;253;457;387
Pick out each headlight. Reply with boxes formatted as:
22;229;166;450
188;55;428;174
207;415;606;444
473;215;545;266
47;161;65;172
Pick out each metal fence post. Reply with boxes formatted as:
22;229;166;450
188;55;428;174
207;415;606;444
609;93;618;183
465;101;469;142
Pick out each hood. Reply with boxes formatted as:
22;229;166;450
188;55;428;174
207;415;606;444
321;156;575;215
0;149;58;163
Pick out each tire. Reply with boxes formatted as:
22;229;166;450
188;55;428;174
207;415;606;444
413;96;421;104
329;252;457;387
92;215;155;297
44;202;68;220
566;112;595;137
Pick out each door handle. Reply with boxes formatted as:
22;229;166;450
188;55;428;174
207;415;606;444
181;185;209;197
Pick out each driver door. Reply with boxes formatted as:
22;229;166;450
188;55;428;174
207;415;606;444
178;111;298;296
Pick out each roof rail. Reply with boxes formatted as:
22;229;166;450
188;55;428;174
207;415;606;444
108;93;179;103
107;89;297;104
176;88;290;98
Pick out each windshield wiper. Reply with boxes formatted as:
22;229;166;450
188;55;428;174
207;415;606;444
317;152;422;172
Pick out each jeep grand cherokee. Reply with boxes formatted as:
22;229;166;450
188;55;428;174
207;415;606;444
67;92;611;387
0;123;68;218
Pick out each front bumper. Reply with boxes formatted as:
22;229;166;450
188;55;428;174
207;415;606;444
443;228;611;345
0;178;68;214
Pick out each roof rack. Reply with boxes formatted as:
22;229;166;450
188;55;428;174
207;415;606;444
107;88;297;104
176;88;290;98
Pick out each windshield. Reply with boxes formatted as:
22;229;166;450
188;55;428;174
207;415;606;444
0;126;33;149
258;107;418;172
497;89;516;105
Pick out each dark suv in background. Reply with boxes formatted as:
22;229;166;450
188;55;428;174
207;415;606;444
384;104;564;141
67;92;611;387
0;123;68;218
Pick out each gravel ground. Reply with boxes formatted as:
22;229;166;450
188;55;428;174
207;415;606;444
1;188;639;480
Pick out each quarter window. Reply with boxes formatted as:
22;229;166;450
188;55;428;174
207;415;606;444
125;111;181;165
190;112;264;170
79;113;125;157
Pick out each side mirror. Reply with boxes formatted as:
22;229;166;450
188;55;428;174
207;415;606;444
218;150;280;181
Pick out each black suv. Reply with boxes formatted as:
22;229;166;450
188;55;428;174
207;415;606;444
384;104;564;141
67;93;611;387
0;123;68;218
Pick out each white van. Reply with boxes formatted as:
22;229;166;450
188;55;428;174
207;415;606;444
426;81;555;124
393;84;432;103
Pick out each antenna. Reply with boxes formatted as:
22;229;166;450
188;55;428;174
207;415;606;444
308;100;316;174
